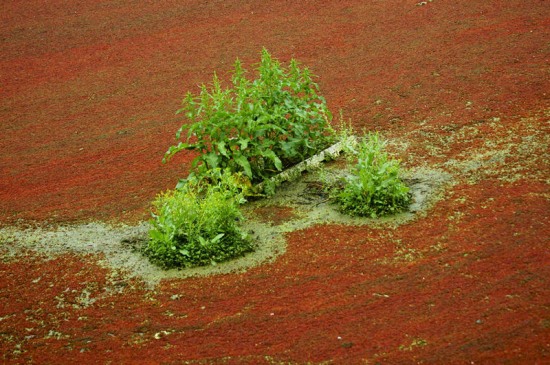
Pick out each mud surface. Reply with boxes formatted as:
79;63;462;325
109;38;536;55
1;1;549;363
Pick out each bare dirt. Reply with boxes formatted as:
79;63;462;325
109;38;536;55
1;1;549;363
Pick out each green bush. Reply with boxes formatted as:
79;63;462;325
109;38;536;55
145;169;253;269
164;48;334;190
146;49;337;269
333;133;411;217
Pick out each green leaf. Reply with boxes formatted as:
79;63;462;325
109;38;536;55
212;233;225;244
281;139;301;158
263;150;283;171
204;153;220;169
238;138;249;150
264;123;285;134
234;154;252;178
163;142;189;163
149;229;164;242
175;178;187;190
217;141;229;157
175;125;187;139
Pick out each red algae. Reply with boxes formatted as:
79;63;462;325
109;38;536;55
1;0;549;363
252;206;299;226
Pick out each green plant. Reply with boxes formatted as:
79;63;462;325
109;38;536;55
164;48;334;191
332;133;411;217
145;169;253;269
175;167;253;199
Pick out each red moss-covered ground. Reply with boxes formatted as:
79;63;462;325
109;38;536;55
1;1;549;363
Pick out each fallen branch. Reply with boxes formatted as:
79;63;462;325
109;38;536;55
254;136;357;193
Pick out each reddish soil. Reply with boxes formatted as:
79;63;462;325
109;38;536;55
1;1;549;363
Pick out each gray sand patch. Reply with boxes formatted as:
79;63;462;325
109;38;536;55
0;164;450;288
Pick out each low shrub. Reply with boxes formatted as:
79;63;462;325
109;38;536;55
145;169;253;269
332;133;411;217
163;48;334;192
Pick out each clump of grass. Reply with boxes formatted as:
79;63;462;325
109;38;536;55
145;169;253;269
331;132;411;218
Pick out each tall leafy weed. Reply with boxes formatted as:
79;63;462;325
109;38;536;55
164;48;334;191
333;133;411;217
